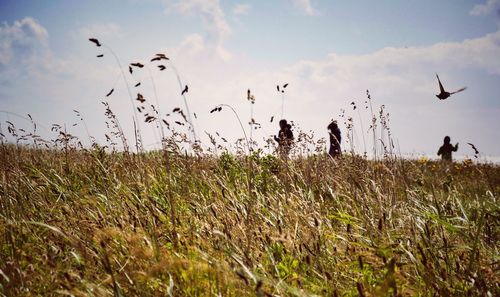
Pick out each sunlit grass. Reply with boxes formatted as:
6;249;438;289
0;144;498;296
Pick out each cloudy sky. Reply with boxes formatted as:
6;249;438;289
1;0;499;159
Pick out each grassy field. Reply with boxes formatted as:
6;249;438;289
0;143;498;296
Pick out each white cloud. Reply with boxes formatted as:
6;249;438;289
233;3;251;16
290;0;318;16
165;0;231;59
0;17;81;82
0;17;49;68
3;16;500;157
156;27;500;156
272;30;500;155
470;0;500;16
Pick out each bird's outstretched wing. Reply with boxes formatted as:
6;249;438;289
450;87;467;95
436;74;445;93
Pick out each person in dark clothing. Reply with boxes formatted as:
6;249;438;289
437;136;458;161
327;120;341;158
274;119;294;156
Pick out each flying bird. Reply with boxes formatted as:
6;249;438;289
270;116;274;123
158;65;166;71
106;89;114;97
89;38;101;47
130;63;144;68
129;66;133;74
173;107;181;113
435;74;467;100
151;57;161;62
181;85;188;96
134;82;141;87
283;83;288;88
277;85;280;92
96;54;104;58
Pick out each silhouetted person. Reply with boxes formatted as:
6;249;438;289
437;136;458;161
274;119;293;156
327;120;341;157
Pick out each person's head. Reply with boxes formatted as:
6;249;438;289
328;120;338;131
279;119;287;129
444;136;451;144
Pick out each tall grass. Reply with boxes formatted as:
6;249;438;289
0;143;498;296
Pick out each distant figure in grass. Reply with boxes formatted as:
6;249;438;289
274;119;294;157
327;120;342;158
437;136;458;161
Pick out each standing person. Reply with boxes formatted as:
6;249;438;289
437;136;458;161
274;119;294;157
327;120;341;158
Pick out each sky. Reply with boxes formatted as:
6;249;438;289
1;0;500;159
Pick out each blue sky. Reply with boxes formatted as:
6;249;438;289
1;0;500;159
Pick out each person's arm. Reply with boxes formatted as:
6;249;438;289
453;143;459;151
437;146;442;156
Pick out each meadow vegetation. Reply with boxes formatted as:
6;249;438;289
0;142;498;296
